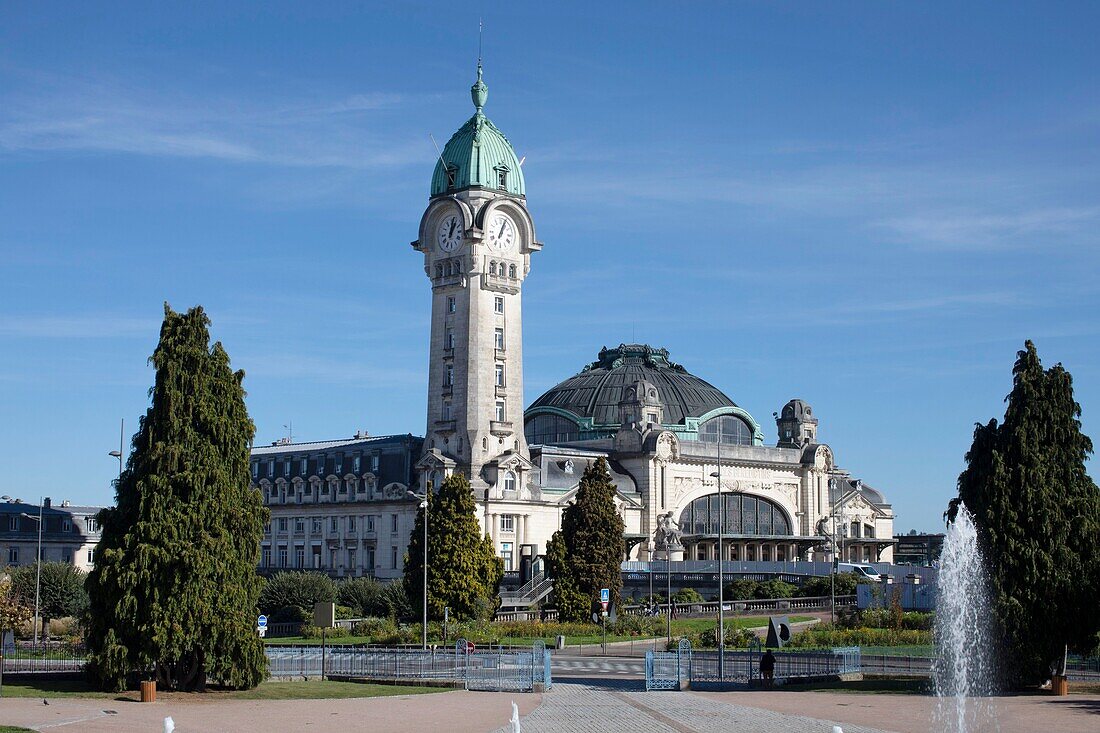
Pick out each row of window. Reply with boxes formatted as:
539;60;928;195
253;454;381;480
262;476;387;503
2;516;96;533
269;514;397;535
441;165;509;191
487;261;517;279
261;544;395;571
5;547;94;565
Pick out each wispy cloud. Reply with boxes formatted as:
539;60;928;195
876;206;1100;249
0;74;435;169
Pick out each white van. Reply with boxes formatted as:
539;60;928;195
837;563;885;582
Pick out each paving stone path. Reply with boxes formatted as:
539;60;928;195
493;681;892;733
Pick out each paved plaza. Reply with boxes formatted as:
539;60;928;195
1;680;1098;732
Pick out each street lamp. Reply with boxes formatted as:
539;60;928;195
407;487;429;650
3;495;44;646
108;418;124;479
709;420;726;679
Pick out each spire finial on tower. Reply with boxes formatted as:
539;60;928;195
471;18;488;114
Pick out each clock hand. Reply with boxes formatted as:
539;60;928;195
448;220;456;238
497;221;506;239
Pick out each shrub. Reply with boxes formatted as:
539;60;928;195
259;571;337;619
754;579;798;600
725;579;759;600
338;577;387;617
299;625;350;640
672;588;704;604
788;623;932;648
798;572;861;598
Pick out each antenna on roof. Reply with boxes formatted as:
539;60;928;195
282;422;293;445
518;155;526;167
429;133;448;170
478;17;483;66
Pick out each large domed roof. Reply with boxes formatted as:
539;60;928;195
528;344;739;427
430;63;525;197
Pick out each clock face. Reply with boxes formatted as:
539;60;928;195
437;214;463;252
486;213;517;252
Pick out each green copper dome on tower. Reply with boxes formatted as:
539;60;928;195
431;63;525;198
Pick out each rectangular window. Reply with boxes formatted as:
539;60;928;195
267;460;275;477
347;548;356;569
647;413;658;424
497;169;507;189
353;456;361;472
366;546;376;571
87;549;94;565
7;547;17;564
261;547;271;567
500;514;515;532
278;547;288;567
495;363;505;387
391;514;399;533
331;517;338;533
442;400;452;421
495;400;506;422
311;517;322;534
86;517;98;533
391;546;398;569
444;364;453;386
252;462;259;478
500;542;513;571
283;461;291;477
494;328;504;350
494;296;504;314
316;456;326;475
371;455;380;473
447;296;456;314
348;516;356;532
301;458;308;475
445;328;454;350
278;517;288;532
9;516;19;531
367;515;376;532
295;547;305;568
295;517;305;533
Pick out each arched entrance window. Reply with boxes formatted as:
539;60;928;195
698;415;753;445
677;493;792;537
503;471;517;492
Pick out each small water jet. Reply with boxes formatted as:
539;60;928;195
933;503;998;733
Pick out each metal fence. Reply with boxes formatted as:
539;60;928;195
645;638;691;690
686;645;861;687
0;642;88;675
264;641;552;692
1066;655;1100;682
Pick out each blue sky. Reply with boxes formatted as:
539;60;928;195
2;2;1098;532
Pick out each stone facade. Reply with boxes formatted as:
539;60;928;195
0;498;103;572
250;433;422;580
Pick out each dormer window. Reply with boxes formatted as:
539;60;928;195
497;168;508;190
445;165;458;190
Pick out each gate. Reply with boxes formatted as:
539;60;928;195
645;638;691;690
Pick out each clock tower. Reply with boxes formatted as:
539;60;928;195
412;63;541;498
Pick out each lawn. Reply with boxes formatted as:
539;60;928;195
0;727;36;733
0;679;443;701
263;615;815;648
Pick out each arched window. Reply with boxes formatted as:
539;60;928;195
435;264;443;279
678;492;791;536
508;264;517;278
503;471;516;492
698;415;753;446
524;414;581;445
489;261;497;276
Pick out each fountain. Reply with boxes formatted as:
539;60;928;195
932;503;998;733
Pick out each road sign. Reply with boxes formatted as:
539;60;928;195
258;627;266;638
600;588;609;603
257;615;268;629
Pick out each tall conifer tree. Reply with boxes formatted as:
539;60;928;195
403;473;502;621
86;305;268;691
948;341;1100;684
546;458;625;622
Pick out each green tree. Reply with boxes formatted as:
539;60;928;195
948;341;1100;685
403;473;502;621
337;577;386;617
546;458;625;622
259;571;338;622
11;562;88;631
0;572;32;637
85;304;268;692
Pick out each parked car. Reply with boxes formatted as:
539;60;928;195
837;562;886;582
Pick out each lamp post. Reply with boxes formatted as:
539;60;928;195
407;487;429;649
108;418;124;479
3;496;45;646
709;420;725;679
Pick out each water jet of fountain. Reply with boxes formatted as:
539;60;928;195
933;503;998;733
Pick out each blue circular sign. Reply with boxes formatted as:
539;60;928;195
257;614;268;628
